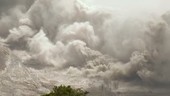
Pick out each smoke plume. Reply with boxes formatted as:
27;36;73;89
0;0;170;95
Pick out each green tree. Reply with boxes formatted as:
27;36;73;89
42;85;89;96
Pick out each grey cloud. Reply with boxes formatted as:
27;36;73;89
0;0;170;96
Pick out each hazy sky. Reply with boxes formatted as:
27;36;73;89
83;0;170;12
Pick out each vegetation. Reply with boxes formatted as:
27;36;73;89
42;85;89;96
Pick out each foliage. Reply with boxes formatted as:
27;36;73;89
42;85;89;96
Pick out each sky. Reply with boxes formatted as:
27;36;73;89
83;0;170;13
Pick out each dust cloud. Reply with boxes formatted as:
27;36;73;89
0;0;170;96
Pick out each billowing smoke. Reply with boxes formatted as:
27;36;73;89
0;0;170;95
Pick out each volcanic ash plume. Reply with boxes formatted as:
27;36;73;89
0;0;170;95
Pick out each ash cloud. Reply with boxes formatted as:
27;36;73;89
0;0;34;38
0;0;170;96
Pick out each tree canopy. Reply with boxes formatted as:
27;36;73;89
42;85;89;96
